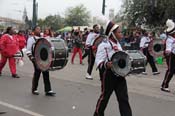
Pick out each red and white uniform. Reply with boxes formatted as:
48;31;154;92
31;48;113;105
0;34;19;75
95;38;122;67
16;35;26;51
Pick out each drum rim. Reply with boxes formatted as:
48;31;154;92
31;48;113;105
34;38;53;71
111;51;131;77
148;39;164;57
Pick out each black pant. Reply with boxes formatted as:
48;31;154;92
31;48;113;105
162;53;175;88
32;62;51;92
94;69;132;116
82;48;89;59
87;48;95;75
143;48;158;72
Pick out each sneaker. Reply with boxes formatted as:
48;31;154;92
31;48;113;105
142;72;147;75
153;72;160;75
45;91;56;96
12;74;20;78
85;73;93;80
161;87;170;92
32;90;39;95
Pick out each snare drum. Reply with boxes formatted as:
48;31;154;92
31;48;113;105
126;50;146;74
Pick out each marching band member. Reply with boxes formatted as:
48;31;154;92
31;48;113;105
71;30;83;65
94;20;132;116
140;30;160;75
82;28;90;59
161;19;175;92
15;30;26;67
85;24;100;80
16;30;26;57
0;27;20;78
26;26;56;96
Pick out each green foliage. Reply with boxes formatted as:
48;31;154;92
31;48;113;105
0;25;4;29
64;4;90;26
25;16;32;29
36;4;90;30
37;14;64;31
123;0;175;27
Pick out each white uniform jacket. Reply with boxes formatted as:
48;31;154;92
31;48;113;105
95;38;122;69
26;36;40;57
166;35;175;54
85;32;99;46
140;36;150;48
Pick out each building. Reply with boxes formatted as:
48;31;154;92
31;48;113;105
0;16;24;31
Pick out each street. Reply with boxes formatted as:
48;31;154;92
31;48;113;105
0;54;175;116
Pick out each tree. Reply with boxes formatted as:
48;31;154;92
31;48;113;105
0;25;4;30
25;16;32;29
37;19;46;30
122;0;175;27
64;4;91;26
37;14;64;31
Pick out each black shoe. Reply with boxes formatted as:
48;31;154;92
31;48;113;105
45;91;56;96
0;72;2;76
153;72;160;75
0;111;6;114
161;87;170;92
12;74;20;78
93;112;102;116
32;90;39;95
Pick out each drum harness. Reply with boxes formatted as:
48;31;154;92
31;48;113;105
104;40;124;77
104;40;118;70
104;40;114;62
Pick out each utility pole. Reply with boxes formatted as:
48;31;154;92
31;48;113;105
32;0;37;28
102;0;106;15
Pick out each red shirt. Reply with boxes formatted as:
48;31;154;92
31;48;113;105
16;35;26;50
0;34;19;57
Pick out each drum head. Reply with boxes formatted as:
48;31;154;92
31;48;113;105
34;38;52;71
111;51;131;77
148;39;164;57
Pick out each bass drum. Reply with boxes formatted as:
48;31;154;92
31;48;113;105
126;50;146;74
34;38;69;71
92;35;106;57
148;39;164;57
111;51;131;77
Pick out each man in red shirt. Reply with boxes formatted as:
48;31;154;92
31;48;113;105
0;27;20;78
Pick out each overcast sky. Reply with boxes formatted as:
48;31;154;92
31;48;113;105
0;0;122;20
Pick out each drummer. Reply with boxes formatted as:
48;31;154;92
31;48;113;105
26;26;56;96
140;30;160;75
94;20;132;116
84;24;100;80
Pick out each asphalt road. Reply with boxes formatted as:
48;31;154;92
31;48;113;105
0;54;174;116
